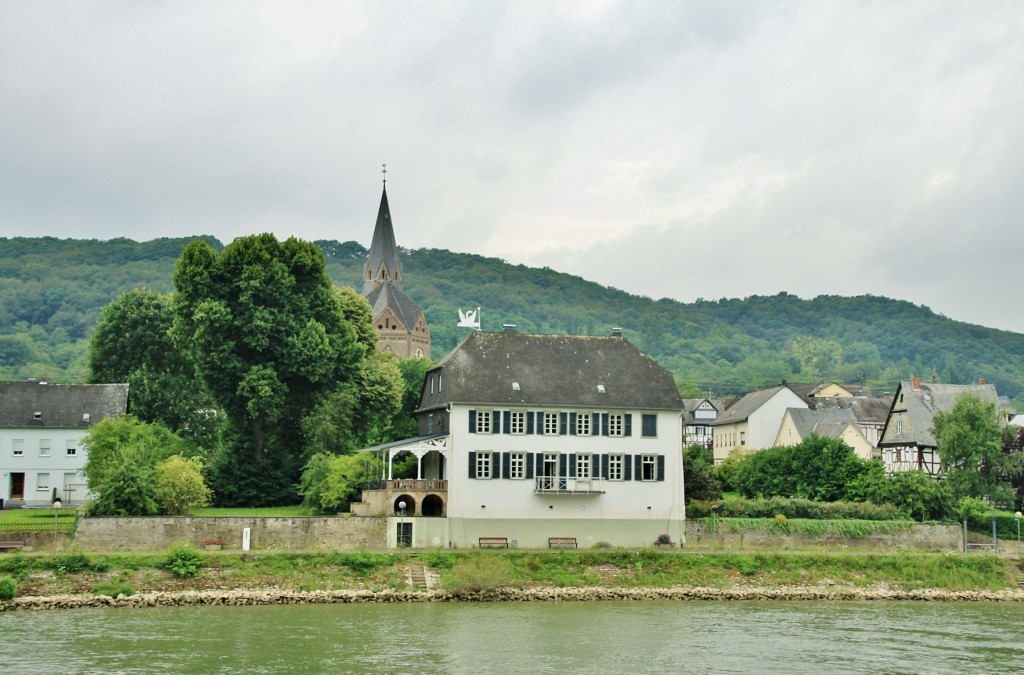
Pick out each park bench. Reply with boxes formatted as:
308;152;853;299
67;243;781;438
478;537;509;549
0;540;26;552
548;537;577;550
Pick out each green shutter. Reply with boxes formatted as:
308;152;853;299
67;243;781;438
527;412;535;434
569;412;577;435
502;452;511;479
468;451;477;479
503;411;511;434
623;455;632;481
526;453;535;479
657;455;665;481
469;410;476;433
624;414;632;437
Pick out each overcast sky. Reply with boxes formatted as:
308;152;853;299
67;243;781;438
2;2;1022;333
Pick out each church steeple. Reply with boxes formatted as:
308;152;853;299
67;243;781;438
362;177;404;295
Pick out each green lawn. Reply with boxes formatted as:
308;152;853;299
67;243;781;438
188;506;312;517
0;507;78;533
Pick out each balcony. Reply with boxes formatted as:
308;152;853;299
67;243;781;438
367;479;447;492
534;477;605;495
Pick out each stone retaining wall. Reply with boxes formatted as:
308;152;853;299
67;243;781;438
684;522;961;550
75;516;386;552
4;585;1023;613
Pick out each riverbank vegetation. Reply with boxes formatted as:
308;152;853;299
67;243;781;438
0;548;1017;602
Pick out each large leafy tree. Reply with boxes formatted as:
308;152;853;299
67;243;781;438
171;234;364;505
734;435;874;502
932;393;1009;505
88;289;219;450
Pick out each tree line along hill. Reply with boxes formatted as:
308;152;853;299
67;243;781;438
2;235;1023;407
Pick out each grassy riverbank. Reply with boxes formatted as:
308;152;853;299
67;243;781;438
1;548;1018;600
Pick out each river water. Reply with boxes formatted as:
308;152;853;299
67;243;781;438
3;600;1023;673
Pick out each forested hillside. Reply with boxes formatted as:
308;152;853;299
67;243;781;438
3;236;1023;405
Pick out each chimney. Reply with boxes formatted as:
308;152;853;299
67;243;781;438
912;376;921;390
611;327;623;338
502;323;517;333
979;378;986;385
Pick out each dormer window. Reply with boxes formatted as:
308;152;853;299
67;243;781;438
597;385;606;394
33;411;42;420
512;382;520;391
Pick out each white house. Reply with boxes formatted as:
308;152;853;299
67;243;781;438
709;384;808;463
0;382;128;508
358;329;686;549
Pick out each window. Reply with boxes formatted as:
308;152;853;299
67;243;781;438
475;451;492;479
608;413;624;437
576;453;592;479
896;419;903;435
476;411;492;434
13;439;24;456
608;454;624;481
543;412;559;435
740;431;746;446
509;411;526;435
37;473;50;491
641;414;657;437
576;413;591;436
66;440;78;457
510;452;525;479
39;439;51;457
641;454;657;481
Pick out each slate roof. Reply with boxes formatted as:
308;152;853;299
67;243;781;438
364;281;425;332
784;407;858;439
879;381;1002;448
362;185;403;294
786;381;872;404
710;385;793;426
811;396;892;424
0;382;128;428
417;331;683;412
681;397;739;424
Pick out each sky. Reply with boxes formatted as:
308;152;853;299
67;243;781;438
2;2;1023;333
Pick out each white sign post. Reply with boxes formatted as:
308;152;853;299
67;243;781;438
242;527;251;552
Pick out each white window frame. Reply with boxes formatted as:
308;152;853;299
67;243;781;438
13;439;24;456
576;453;592;479
543;412;559;435
576;413;591;436
510;451;525;479
476;411;492;434
39;439;51;457
641;454;657;481
66;439;78;456
608;413;624;437
509;411;526;435
475;451;493;479
608;454;624;481
37;472;50;491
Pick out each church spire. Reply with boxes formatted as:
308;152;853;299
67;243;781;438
362;169;403;294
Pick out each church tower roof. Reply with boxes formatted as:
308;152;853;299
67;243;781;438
362;183;404;294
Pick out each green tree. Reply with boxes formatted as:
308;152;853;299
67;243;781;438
683;444;721;503
847;467;952;521
734;436;874;502
87;448;160;516
389;357;432;441
154;455;212;516
88;289;220;450
298;452;382;514
82;416;188;493
931;393;1009;505
171;235;364;505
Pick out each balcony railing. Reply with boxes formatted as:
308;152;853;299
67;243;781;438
365;479;447;492
534;477;605;494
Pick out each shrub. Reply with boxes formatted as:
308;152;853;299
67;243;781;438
91;581;135;597
447;555;516;593
328;551;394;576
54;550;91;574
160;543;205;577
0;575;17;600
0;553;33;579
688;497;907;521
154;455;212;516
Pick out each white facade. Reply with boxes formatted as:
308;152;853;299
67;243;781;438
443;405;685;548
1;427;89;506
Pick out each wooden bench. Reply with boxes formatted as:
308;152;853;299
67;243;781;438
478;537;509;549
0;540;26;552
548;537;577;550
